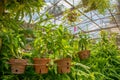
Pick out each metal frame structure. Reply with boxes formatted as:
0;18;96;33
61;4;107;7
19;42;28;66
43;0;120;38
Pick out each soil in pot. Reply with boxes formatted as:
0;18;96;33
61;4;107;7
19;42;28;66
33;58;50;74
9;59;28;74
54;58;71;74
78;50;90;60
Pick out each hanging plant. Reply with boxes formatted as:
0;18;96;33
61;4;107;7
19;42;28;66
77;32;91;60
83;2;97;13
63;9;81;24
67;10;80;22
32;24;54;74
1;31;28;74
8;33;28;74
82;0;110;14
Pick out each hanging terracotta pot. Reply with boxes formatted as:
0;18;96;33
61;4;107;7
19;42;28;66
33;58;50;74
78;50;90;60
9;59;28;74
67;10;80;22
54;58;71;74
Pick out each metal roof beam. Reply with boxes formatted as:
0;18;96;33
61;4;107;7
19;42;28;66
108;9;120;30
85;24;120;33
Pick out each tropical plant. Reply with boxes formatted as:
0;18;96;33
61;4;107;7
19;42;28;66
32;23;54;58
32;36;46;58
0;20;26;59
81;30;120;79
75;32;91;60
53;25;74;59
78;32;90;51
0;27;28;75
32;22;73;59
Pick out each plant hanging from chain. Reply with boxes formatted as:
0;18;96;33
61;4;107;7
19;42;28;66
82;0;110;14
63;9;81;24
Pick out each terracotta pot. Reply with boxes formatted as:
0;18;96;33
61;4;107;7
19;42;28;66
33;58;50;74
54;58;71;74
78;50;90;60
9;59;28;74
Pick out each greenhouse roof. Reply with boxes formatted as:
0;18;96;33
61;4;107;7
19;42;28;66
40;0;120;39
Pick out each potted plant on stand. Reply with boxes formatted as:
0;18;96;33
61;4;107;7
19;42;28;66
54;40;72;74
54;26;72;74
32;38;50;74
77;32;90;60
8;33;28;74
32;27;50;74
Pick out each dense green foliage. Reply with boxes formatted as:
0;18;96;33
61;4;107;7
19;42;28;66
88;31;120;80
0;22;120;79
0;0;120;80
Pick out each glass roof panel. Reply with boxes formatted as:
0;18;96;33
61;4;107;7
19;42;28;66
89;31;100;39
34;0;120;39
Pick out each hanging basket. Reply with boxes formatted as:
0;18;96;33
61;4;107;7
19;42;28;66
33;58;50;74
54;58;71;74
66;10;80;23
82;0;98;13
78;50;90;60
9;59;28;74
